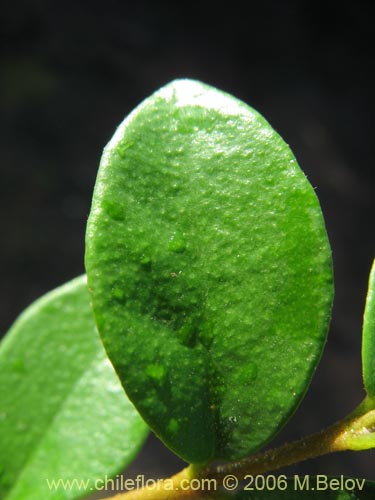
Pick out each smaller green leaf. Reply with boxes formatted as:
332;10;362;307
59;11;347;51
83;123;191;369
231;477;375;500
362;259;375;397
0;276;148;500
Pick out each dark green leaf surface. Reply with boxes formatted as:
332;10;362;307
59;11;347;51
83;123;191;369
362;259;375;397
0;276;148;500
86;79;333;463
232;478;375;499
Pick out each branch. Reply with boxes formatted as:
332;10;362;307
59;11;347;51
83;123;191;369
103;398;375;500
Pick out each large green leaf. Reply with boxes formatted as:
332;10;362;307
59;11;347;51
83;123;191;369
362;259;375;397
0;276;148;500
231;477;375;499
85;79;333;463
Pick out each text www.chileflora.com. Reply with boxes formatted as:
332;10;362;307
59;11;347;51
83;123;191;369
45;474;217;493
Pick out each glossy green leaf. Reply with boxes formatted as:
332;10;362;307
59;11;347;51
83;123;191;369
362;259;375;396
85;79;333;463
0;276;148;500
231;477;375;499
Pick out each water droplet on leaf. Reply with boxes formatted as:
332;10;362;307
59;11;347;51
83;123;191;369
168;231;186;253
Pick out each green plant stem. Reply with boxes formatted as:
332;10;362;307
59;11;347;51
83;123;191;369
205;420;347;481
104;400;375;500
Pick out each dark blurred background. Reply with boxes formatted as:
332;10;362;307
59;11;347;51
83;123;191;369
1;0;374;489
